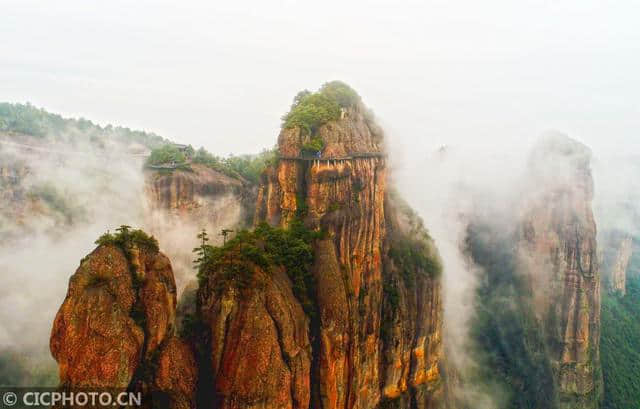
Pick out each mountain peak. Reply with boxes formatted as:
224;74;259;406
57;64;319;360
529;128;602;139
278;81;383;158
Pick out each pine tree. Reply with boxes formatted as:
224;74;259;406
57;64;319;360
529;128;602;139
193;229;210;270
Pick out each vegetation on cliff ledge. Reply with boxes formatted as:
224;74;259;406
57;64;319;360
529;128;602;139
192;147;277;184
389;236;441;281
282;81;360;135
95;225;159;256
147;143;277;184
194;221;321;316
94;225;160;329
387;191;442;283
146;144;188;166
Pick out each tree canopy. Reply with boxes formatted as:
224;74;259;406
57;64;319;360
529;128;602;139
282;81;361;135
0;102;167;148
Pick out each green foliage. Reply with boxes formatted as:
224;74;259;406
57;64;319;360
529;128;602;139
223;150;278;184
195;221;320;317
193;229;210;271
0;102;167;148
283;93;340;134
295;193;309;218
386;189;441;283
191;147;277;184
146;144;187;166
465;222;557;409
95;225;159;254
301;136;325;156
95;226;159;331
601;274;640;409
389;236;441;282
319;81;361;108
282;81;360;135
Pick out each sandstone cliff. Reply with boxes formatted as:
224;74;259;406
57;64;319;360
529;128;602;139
601;232;633;296
144;163;256;291
50;228;196;408
49;83;446;409
201;83;445;409
145;163;254;224
518;134;602;408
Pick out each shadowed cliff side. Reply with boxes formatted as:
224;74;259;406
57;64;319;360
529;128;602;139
517;134;602;408
379;192;444;408
457;133;602;409
600;231;633;296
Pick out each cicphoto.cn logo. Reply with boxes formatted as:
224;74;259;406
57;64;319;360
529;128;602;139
1;389;142;408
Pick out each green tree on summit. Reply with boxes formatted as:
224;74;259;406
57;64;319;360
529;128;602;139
282;81;360;135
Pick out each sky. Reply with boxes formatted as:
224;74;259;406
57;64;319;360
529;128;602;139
2;0;640;156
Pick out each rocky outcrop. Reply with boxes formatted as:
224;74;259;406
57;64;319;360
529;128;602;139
144;163;256;290
244;91;444;409
145;163;252;221
601;232;633;296
50;235;196;408
49;84;446;409
198;261;312;409
379;195;443;408
518;134;602;408
254;102;391;409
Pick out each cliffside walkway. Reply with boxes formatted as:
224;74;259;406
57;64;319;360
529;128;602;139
279;152;386;163
147;162;188;170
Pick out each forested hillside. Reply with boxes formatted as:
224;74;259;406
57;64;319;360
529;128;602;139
601;240;640;409
0;102;168;148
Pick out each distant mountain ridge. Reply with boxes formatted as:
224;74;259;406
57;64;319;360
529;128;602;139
0;102;169;149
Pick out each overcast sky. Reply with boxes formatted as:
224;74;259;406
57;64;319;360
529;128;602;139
2;0;640;156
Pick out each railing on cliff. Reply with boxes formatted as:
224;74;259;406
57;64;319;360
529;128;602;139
279;152;386;162
146;162;189;170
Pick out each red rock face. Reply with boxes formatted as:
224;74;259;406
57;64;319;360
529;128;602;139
153;337;198;409
518;134;602;408
145;163;249;217
50;243;196;408
144;163;255;291
50;98;445;409
250;104;445;409
380;198;444;407
50;245;143;388
601;232;633;296
198;265;312;409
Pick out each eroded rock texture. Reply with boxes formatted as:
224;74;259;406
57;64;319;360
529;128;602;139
144;163;255;290
50;88;446;409
246;102;445;409
198;263;312;409
601;232;633;296
50;242;196;408
518;134;602;408
145;163;253;222
380;196;444;407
